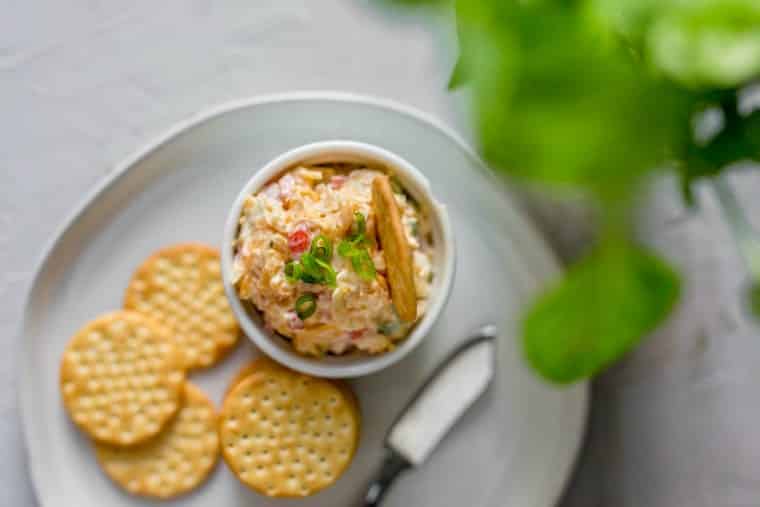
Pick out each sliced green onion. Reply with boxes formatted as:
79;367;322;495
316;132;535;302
338;218;376;282
296;253;324;284
300;272;321;284
284;240;337;287
310;234;333;262
338;239;355;257
377;321;400;336
285;252;336;286
336;212;377;281
284;261;302;282
295;294;317;320
352;250;376;281
350;212;366;239
300;253;322;278
315;258;337;287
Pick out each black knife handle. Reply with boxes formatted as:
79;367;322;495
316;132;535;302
363;451;410;506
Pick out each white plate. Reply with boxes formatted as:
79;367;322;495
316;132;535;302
20;92;587;507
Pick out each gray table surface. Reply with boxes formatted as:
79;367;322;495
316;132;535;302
3;2;759;506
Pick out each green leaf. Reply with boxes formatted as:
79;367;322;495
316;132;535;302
647;0;760;89
447;55;468;90
522;241;680;384
374;0;444;5
592;0;760;89
456;1;690;199
677;99;760;195
749;282;760;320
591;0;663;48
447;11;472;90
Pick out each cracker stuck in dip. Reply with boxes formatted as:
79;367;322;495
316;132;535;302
232;164;434;356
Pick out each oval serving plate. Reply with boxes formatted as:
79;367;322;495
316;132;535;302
19;92;587;507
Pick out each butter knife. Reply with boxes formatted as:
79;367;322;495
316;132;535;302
362;325;497;506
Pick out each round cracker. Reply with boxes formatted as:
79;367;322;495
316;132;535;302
95;382;220;499
224;358;360;420
60;311;185;446
224;358;266;399
124;243;239;370
222;358;361;476
219;361;361;497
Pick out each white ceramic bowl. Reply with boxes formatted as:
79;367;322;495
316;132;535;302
221;140;455;378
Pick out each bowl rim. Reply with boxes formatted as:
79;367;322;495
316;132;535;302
221;140;456;378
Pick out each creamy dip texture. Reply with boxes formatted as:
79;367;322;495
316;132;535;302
232;164;434;356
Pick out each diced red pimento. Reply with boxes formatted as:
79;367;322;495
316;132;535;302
349;329;367;341
288;229;310;254
330;175;347;190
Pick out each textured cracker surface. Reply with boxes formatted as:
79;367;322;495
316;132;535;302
95;382;219;499
60;311;185;446
124;243;239;370
219;359;360;497
224;359;263;399
225;358;359;411
372;175;417;322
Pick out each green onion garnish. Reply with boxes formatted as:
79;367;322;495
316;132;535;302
315;258;337;287
351;249;376;281
284;261;303;282
378;321;400;336
338;239;355;257
350;212;366;239
295;293;317;319
300;252;320;276
283;237;336;287
339;240;376;281
310;234;333;262
338;212;376;281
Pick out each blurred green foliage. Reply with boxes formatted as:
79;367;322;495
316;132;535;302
751;283;760;320
455;1;690;200
646;0;760;88
523;239;680;383
377;0;760;383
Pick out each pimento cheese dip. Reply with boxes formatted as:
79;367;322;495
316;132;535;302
232;164;434;356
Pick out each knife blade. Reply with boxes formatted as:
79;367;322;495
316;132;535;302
362;325;497;506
